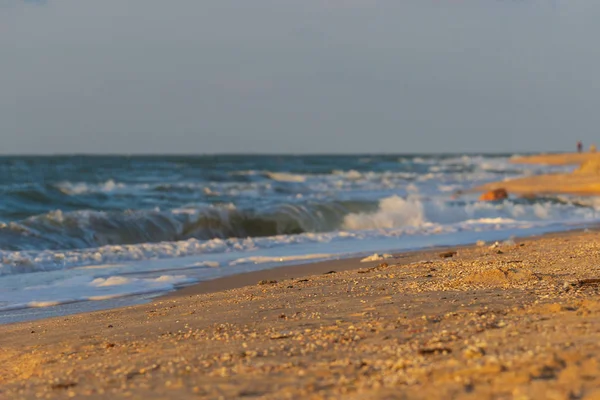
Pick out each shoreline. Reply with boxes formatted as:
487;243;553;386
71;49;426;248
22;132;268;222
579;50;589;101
0;242;473;325
161;245;467;300
160;227;584;301
0;225;591;325
4;228;600;398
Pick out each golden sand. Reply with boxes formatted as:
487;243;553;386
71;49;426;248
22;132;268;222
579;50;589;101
511;153;600;166
472;173;600;196
471;153;600;196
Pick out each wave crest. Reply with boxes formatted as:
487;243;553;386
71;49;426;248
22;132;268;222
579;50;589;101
0;194;598;253
0;200;374;251
343;196;426;230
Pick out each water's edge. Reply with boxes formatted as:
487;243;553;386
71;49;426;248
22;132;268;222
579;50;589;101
2;225;592;325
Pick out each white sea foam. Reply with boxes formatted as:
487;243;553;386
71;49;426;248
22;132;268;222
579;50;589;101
462;217;516;225
56;179;128;195
361;253;394;262
91;276;132;287
343;196;426;230
333;169;363;180
0;274;192;312
266;172;307;183
230;253;335;266
185;261;220;268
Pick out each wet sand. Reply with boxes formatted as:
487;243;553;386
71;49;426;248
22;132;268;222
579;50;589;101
3;230;600;399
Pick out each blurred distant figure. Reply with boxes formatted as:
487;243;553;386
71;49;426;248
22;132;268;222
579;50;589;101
577;141;583;153
591;144;597;153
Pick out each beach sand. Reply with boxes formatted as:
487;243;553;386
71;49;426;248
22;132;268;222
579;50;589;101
471;173;600;196
471;153;600;196
511;153;600;166
3;230;600;399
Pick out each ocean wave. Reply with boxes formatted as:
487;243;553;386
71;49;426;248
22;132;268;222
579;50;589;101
0;215;563;277
343;196;426;230
42;161;522;206
0;200;378;251
343;194;600;231
55;179;128;195
0;230;359;276
265;172;307;183
0;193;597;260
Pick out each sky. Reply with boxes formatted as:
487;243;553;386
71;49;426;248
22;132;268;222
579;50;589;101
1;0;599;154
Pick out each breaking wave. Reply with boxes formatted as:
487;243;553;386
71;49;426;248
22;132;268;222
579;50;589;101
0;194;597;253
343;196;426;230
0;201;374;251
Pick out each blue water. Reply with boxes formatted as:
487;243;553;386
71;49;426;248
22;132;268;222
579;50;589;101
0;154;593;321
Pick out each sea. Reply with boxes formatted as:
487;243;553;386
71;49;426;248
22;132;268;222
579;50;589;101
0;154;596;323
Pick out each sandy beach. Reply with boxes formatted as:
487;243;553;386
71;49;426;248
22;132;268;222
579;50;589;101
511;153;600;166
471;173;600;196
3;230;600;399
471;152;600;196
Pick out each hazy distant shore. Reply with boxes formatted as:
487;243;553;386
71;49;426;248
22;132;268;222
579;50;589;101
471;152;600;196
3;229;600;398
510;152;600;166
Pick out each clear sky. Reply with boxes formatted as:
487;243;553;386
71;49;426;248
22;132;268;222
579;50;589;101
1;0;599;154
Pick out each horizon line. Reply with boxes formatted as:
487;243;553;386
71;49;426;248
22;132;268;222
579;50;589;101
0;151;550;157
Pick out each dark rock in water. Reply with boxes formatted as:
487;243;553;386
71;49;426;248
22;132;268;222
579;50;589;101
479;188;508;201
